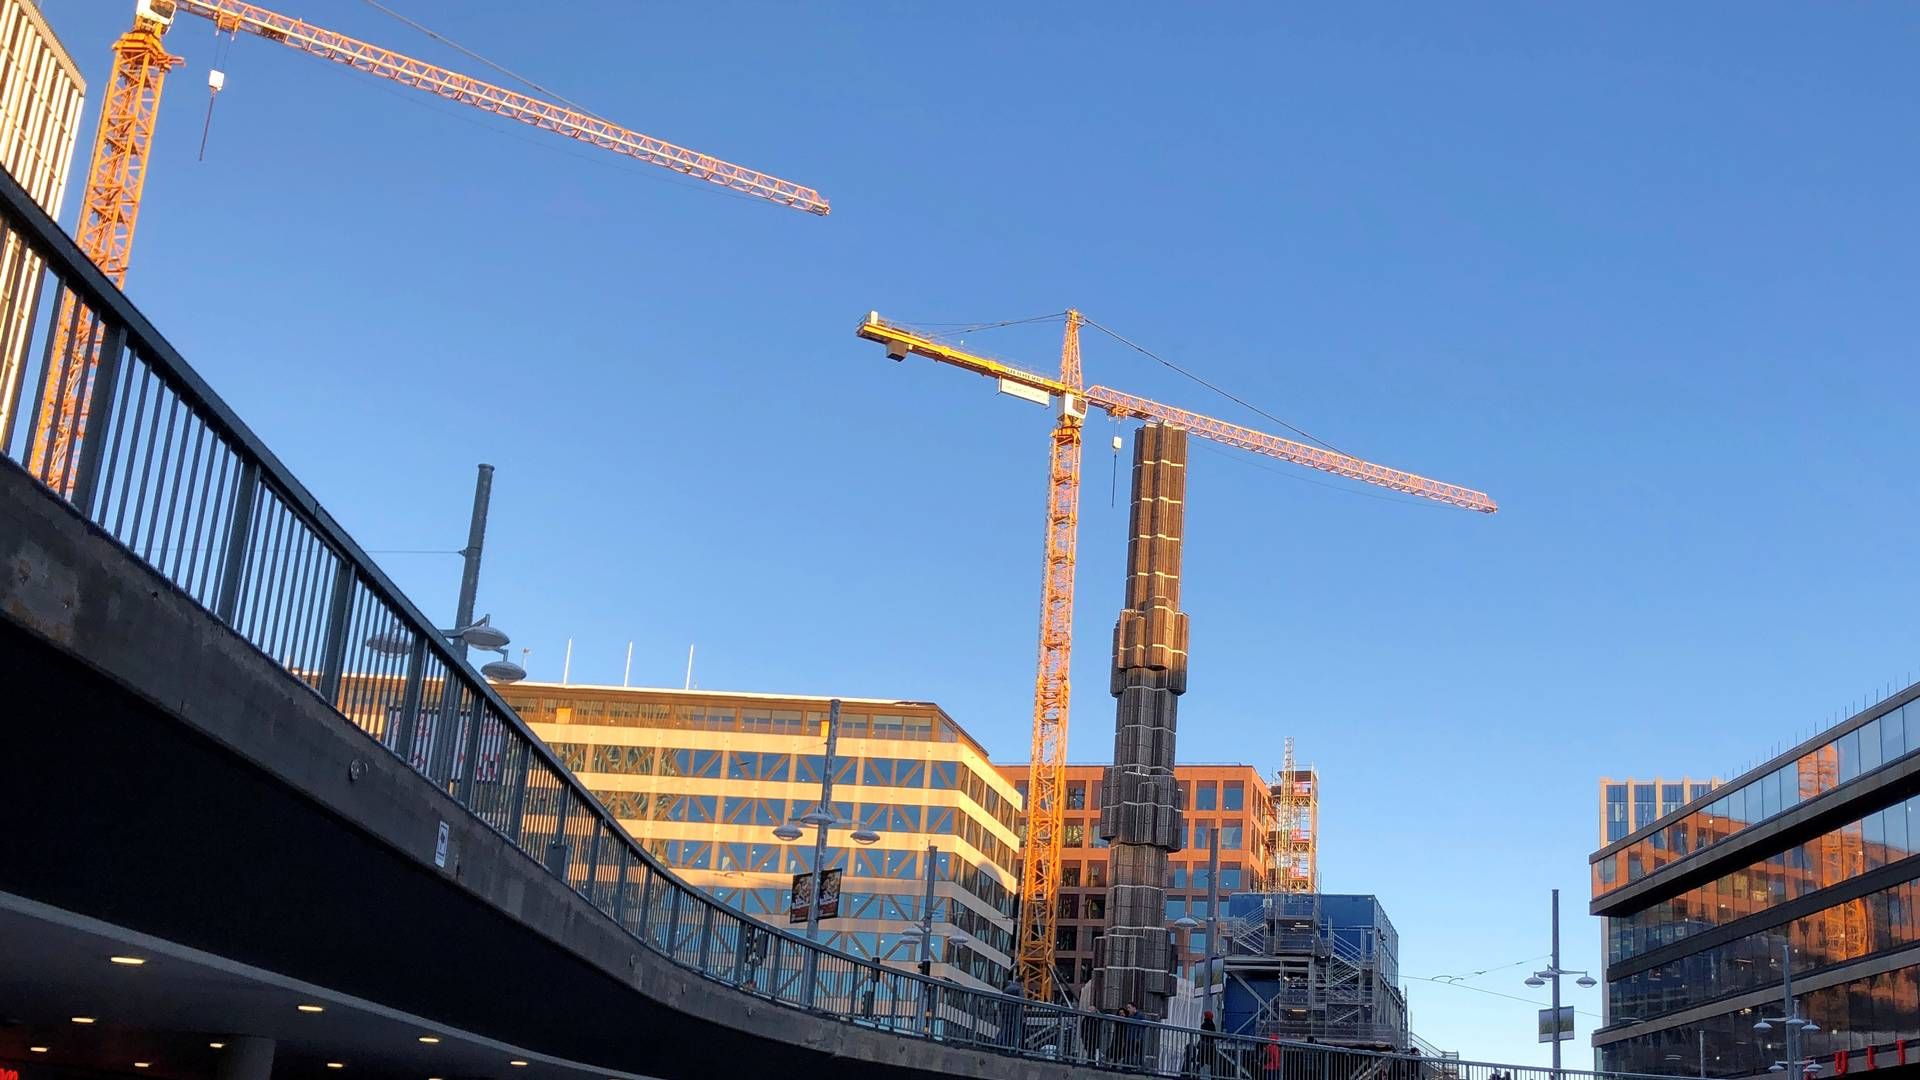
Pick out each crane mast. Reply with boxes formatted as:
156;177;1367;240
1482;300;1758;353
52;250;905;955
30;0;828;491
1017;311;1082;1000
857;310;1496;996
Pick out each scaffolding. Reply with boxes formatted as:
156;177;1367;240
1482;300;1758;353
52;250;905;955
1270;738;1321;893
1219;893;1409;1051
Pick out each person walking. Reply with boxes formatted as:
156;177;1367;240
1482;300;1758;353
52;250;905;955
1198;1010;1219;1078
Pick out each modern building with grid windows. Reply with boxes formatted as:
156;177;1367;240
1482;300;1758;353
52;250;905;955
998;762;1277;999
495;683;1024;989
1591;684;1920;1076
1600;777;1723;846
0;0;83;443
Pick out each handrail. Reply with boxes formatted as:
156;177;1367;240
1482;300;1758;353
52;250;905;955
0;159;1695;1080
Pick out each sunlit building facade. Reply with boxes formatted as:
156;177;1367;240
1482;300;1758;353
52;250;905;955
496;683;1023;989
1600;777;1722;846
0;0;83;441
1592;685;1920;1076
998;762;1276;999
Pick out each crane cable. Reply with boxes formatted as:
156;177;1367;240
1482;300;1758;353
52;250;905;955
1078;315;1350;457
358;0;608;122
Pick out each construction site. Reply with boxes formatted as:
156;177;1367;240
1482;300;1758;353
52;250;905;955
28;0;1497;1050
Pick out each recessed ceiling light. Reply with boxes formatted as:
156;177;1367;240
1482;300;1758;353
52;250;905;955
296;1004;325;1013
70;1017;95;1024
326;1063;345;1070
109;956;146;966
417;1036;440;1045
27;1047;47;1054
134;1063;150;1069
509;1060;528;1067
209;1042;226;1049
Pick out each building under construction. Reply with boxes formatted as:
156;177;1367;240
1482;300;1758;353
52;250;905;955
1269;739;1321;893
1218;893;1410;1051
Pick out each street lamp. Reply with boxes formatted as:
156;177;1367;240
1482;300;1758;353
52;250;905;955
769;699;880;1007
1527;889;1599;1080
1173;915;1201;992
1754;944;1824;1079
368;615;526;684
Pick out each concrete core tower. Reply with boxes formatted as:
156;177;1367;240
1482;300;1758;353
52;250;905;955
1092;423;1190;1018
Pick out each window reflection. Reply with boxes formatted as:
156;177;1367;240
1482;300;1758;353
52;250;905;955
1594;703;1920;899
1609;794;1920;963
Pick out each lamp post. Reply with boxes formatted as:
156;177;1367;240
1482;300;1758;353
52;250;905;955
1525;889;1598;1080
1173;915;1201;1002
453;464;493;659
1754;943;1822;1078
772;699;879;1006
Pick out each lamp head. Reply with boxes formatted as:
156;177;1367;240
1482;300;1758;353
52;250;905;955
1577;974;1597;988
1754;1021;1773;1034
772;822;803;842
797;808;836;828
850;826;881;845
1525;975;1546;988
456;616;510;651
366;626;412;656
482;650;526;683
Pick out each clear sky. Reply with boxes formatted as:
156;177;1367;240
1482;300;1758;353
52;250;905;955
43;0;1920;1065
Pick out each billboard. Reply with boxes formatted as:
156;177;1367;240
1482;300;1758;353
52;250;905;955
789;867;843;924
1538;1005;1574;1043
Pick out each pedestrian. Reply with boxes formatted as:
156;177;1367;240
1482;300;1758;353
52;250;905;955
1263;1034;1282;1079
999;976;1024;1049
1199;1010;1219;1077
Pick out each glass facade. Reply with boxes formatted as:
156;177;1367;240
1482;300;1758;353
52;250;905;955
1593;690;1920;1078
1598;777;1722;849
1597;704;1920;898
503;683;1023;989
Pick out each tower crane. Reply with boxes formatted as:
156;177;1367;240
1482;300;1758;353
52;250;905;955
855;311;1496;1000
29;0;828;490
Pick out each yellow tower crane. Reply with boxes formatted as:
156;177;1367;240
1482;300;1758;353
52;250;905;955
856;311;1496;1001
29;0;828;492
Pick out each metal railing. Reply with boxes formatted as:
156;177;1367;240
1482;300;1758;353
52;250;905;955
0;164;1679;1080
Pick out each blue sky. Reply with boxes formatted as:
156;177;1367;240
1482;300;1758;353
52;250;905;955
44;1;1920;1064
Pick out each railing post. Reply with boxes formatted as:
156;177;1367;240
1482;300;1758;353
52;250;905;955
665;885;683;957
388;634;426;763
697;901;715;971
505;737;531;845
316;559;355;703
212;461;259;623
582;821;604;903
65;322;125;517
453;696;486;806
634;862;654;944
544;787;574;880
610;846;632;928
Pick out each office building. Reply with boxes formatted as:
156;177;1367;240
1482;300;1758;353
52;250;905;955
0;0;83;441
495;683;1024;989
1601;777;1723;846
999;762;1281;1000
1591;684;1920;1076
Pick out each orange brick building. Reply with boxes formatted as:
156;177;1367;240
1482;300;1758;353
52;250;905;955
998;762;1278;998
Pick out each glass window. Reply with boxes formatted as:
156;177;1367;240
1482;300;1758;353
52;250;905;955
1886;801;1910;863
1193;822;1211;849
1865;810;1888;871
1064;823;1085;847
1221;824;1244;850
1224;782;1245;811
1885;710;1907;764
1840;729;1863;783
1067;782;1086;810
1195;783;1218;811
1860;720;1884;775
1691;783;1713;801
